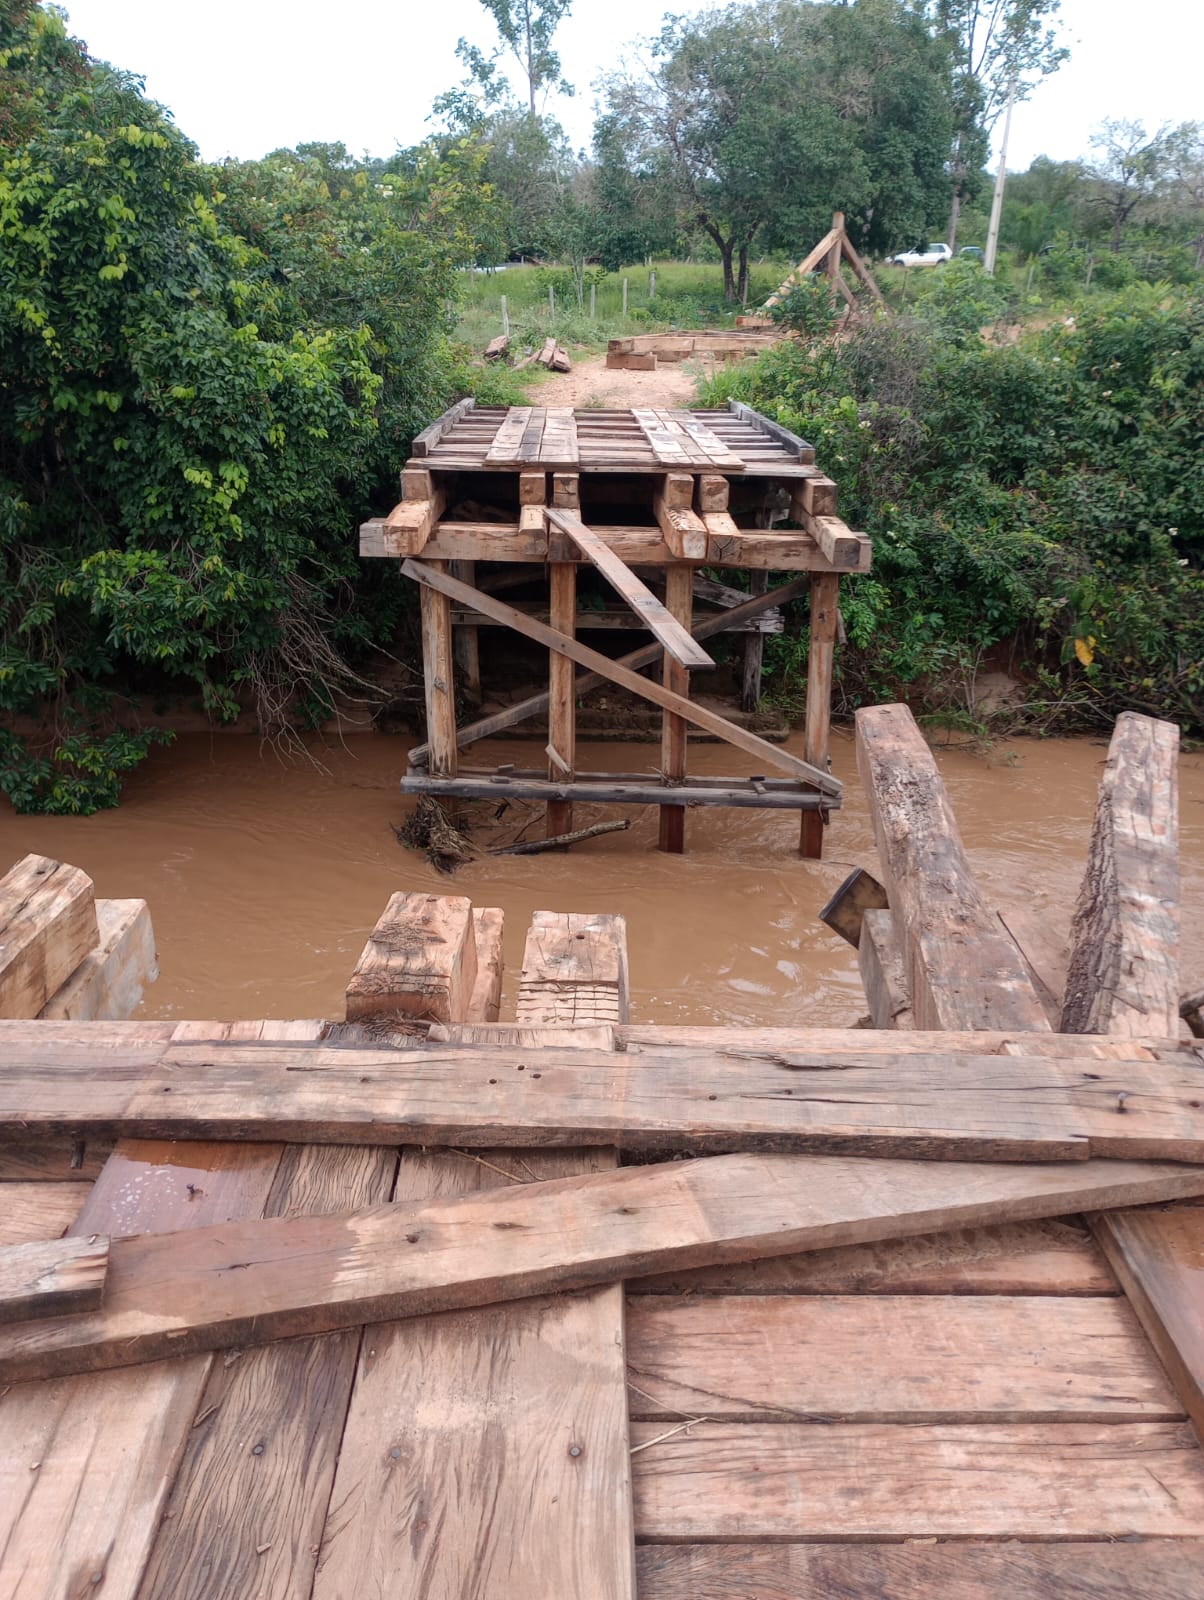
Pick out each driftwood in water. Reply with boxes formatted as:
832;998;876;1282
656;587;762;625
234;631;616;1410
490;819;630;857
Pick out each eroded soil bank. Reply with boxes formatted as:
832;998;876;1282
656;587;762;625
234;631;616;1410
1;729;1200;1025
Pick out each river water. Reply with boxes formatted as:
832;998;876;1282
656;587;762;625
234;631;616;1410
1;729;1200;1025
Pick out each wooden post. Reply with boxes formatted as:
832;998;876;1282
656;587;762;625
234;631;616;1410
801;573;838;858
649;269;656;301
741;571;769;713
547;562;576;837
517;911;631;1026
549;284;555;322
622;277;629;316
346;892;478;1025
449;560;481;704
419;559;457;777
501;294;509;336
0;856;99;1020
659;565;693;853
590;283;596;320
827;211;844;307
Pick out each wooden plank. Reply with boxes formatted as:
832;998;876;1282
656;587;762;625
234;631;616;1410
631;1419;1204;1539
632;1215;1116;1297
517;911;630;1026
406;576;838;763
695;475;730;513
5;1152;1204;1383
403;773;827;811
429;1023;616;1049
625;1293;1180;1421
705;522;870;572
632;408;692;465
859;906;915;1028
401;560;841;793
659;565;692;854
10;1038;1204;1157
484;405;533;465
0;1022;292;1600
799;511;862;568
614;1025;1189;1057
801;570;839;856
39;898;157;1021
345;890;478;1025
417;558;458;776
0;1180;87;1244
1096;1203;1204;1440
1062;712;1180;1037
518;406;547;462
669;412;745;471
999;903;1068;1025
410;396;475;457
636;1541;1204;1599
855;704;1050;1031
546;509;713;670
541;405;579;466
311;1147;635;1600
0;1234;109;1324
0;854;99;1019
762;228;840;308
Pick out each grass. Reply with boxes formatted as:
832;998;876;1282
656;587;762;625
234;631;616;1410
453;258;798;354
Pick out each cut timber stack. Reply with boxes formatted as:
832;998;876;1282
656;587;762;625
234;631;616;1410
360;399;871;858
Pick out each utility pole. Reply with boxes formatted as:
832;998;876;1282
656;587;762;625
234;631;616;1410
984;79;1016;276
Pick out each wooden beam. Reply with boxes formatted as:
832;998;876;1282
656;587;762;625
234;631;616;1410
6;1038;1204;1159
795;509;863;568
762;230;840;309
38;897;157;1022
0;855;99;1020
345;892;478;1025
418;558;457;776
0;1234;109;1324
859;907;915;1029
1061;712;1180;1037
410;396;475;457
468;906;505;1023
449;559;481;701
545;508;713;670
379;486;447;557
801;572;839;858
740;570;769;714
401;560;841;794
517;911;630;1026
727;401;816;463
653;493;708;560
660;565;693;853
401;773;829;811
547;559;576;836
5;1151;1203;1383
705;522;870;572
855;704;1050;1030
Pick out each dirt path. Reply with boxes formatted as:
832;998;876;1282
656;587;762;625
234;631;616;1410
533;351;701;408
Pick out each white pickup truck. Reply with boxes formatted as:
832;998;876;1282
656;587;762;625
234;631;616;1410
886;243;952;267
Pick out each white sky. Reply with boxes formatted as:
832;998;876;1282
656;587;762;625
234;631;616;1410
60;0;1200;171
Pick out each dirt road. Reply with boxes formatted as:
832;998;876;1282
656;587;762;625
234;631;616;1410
534;351;701;408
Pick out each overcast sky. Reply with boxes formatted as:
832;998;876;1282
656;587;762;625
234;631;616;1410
60;0;1199;172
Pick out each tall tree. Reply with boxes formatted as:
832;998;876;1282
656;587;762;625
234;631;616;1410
925;0;1068;249
1086;119;1179;253
459;0;574;118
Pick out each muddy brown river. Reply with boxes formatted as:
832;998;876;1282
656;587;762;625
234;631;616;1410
2;729;1200;1025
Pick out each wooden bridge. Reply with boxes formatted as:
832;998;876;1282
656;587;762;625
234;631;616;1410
0;707;1200;1597
360;399;870;857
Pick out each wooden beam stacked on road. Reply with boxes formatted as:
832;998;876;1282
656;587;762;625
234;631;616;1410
0;854;99;1019
855;704;1050;1029
4;1152;1203;1384
402;560;841;794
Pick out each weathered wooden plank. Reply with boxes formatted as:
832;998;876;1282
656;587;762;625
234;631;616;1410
818;865;889;949
632;1216;1116;1297
856;704;1051;1031
402;559;841;793
669;411;745;471
631;1420;1204;1539
417;558;458;776
659;565;692;854
540;405;580;466
468;906;505;1024
312;1148;634;1600
410;396;475;457
5;1152;1204;1383
727;400;816;462
429;1023;617;1049
0;1180;87;1243
0;854;99;1019
800;511;863;568
614;1025;1188;1058
380;487;447;557
545;508;714;669
1062;712;1180;1037
483;405;533;465
635;1541;1204;1600
517;911;630;1026
345;891;478;1025
705;523;870;572
39;898;157;1022
0;1233;109;1324
654;491;708;560
625;1293;1180;1421
8;1039;1204;1158
632;408;693;466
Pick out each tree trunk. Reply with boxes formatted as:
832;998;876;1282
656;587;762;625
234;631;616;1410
719;240;736;301
737;244;750;304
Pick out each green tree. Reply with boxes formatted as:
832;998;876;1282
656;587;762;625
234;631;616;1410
1086;119;1181;253
924;0;1068;249
457;0;574;118
999;155;1088;257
